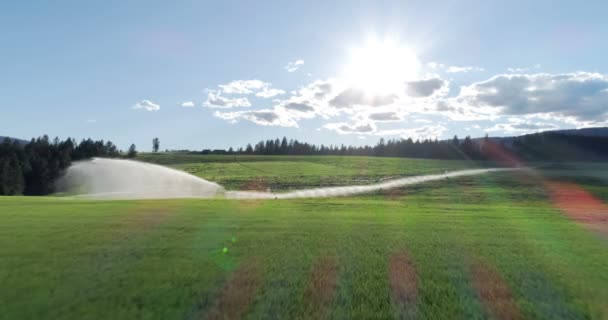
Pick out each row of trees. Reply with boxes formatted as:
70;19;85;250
0;136;137;195
230;136;484;159
509;133;608;161
203;133;608;161
200;136;487;160
3;131;607;196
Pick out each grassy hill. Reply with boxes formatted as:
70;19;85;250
1;155;608;319
136;153;487;191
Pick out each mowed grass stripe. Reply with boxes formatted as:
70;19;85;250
0;198;171;319
456;171;594;318
3;156;608;319
389;251;418;320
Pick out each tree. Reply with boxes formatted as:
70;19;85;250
152;138;160;153
127;144;138;158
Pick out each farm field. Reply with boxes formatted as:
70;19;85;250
1;155;608;319
139;153;484;191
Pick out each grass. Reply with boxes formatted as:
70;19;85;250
1;154;608;319
140;153;483;190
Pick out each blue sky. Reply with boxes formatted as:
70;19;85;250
2;0;608;151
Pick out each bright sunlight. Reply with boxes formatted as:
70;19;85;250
344;38;420;95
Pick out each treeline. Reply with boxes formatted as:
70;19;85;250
510;133;608;161
214;136;483;159
203;133;608;161
0;136;125;195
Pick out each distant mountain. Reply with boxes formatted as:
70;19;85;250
0;136;28;146
477;127;608;146
551;127;608;137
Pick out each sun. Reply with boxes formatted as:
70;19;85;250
344;38;420;95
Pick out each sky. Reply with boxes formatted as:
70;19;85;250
2;0;608;151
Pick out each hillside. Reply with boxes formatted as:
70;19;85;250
479;127;608;145
0;136;28;146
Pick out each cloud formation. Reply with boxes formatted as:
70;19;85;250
284;59;304;72
323;121;446;140
323;121;376;134
200;60;608;139
214;109;297;127
283;102;315;112
405;77;448;97
181;101;195;108
255;87;285;98
454;72;608;124
368;111;403;122
486;118;559;133
329;88;397;108
204;92;251;108
507;64;541;73
218;80;268;94
133;100;160;111
213;79;285;99
446;66;484;73
426;62;483;73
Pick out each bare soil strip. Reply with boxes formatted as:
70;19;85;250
545;181;608;233
205;260;261;320
127;204;176;230
389;252;418;319
301;255;339;319
471;262;521;320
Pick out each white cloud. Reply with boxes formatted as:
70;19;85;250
323;121;377;134
329;87;397;109
427;62;445;70
507;64;541;73
213;79;285;99
384;125;447;140
323;121;446;140
132;99;160;111
219;80;268;94
427;62;483;73
486;118;559;133
367;111;403;122
181;101;195;108
214;108;298;127
405;77;449;97
199;68;608;135
284;59;304;72
446;66;485;73
204;91;251;108
255;87;286;98
453;72;608;124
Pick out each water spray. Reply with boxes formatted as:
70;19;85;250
58;158;520;200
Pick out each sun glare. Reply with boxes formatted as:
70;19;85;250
345;39;420;95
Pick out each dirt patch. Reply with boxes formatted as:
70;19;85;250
545;181;608;233
124;202;179;231
301;255;339;319
130;208;172;229
389;252;418;319
240;177;271;192
471;262;521;320
205;260;261;320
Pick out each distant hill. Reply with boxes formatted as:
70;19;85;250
0;136;28;146
477;127;608;146
551;127;608;137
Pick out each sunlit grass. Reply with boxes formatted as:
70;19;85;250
1;156;607;319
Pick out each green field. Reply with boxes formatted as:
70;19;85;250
2;155;608;319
